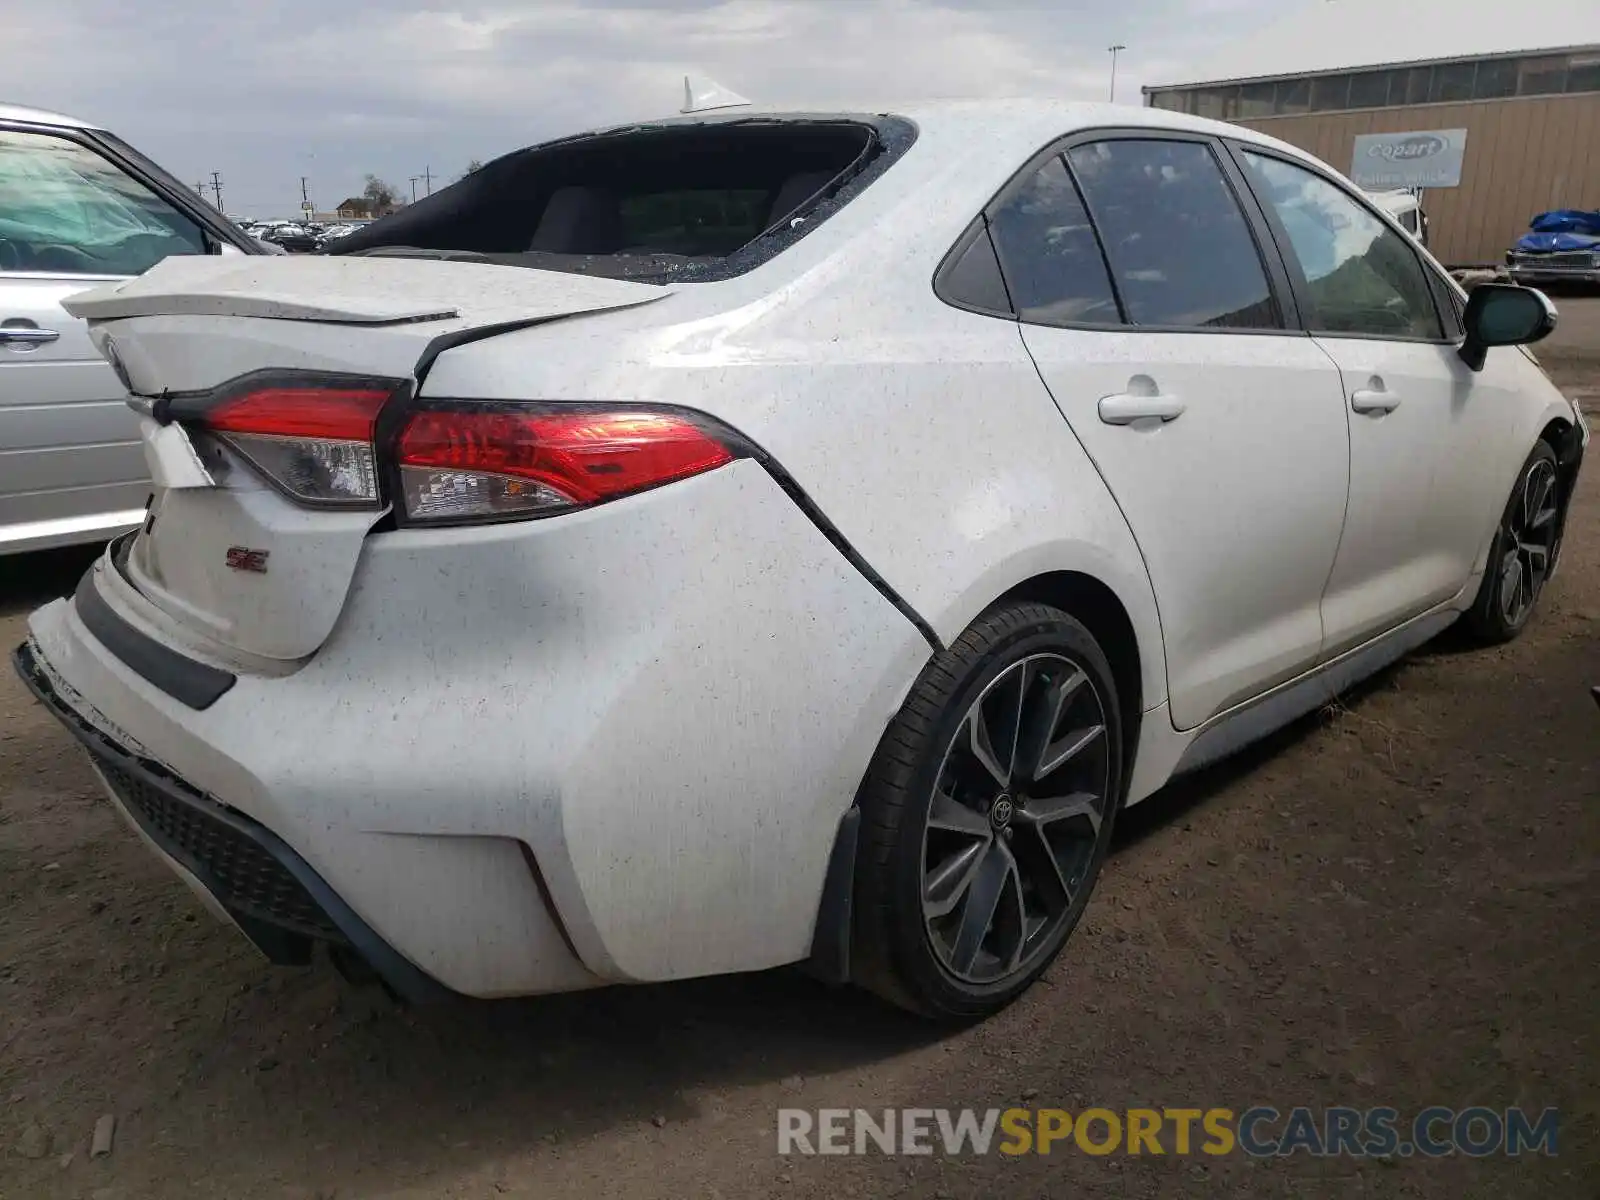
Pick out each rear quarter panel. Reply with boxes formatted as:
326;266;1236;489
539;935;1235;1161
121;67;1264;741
422;156;1169;719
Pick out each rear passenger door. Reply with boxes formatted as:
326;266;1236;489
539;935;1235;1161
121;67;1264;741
995;133;1352;731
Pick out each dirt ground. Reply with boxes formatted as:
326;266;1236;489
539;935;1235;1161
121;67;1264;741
2;359;1598;1200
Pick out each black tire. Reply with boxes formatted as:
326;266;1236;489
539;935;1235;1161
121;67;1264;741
1462;440;1561;644
852;602;1123;1020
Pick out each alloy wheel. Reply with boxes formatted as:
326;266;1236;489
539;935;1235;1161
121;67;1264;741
920;653;1111;985
1498;457;1559;628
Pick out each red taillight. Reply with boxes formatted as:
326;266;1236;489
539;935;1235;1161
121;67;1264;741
204;387;390;441
191;375;401;507
395;406;739;523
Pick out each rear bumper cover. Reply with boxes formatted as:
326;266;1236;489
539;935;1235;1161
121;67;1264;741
13;639;452;1003
15;461;930;996
72;555;235;710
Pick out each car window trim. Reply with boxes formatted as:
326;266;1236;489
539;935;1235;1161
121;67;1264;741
1221;139;1455;347
0;120;253;257
968;126;1304;337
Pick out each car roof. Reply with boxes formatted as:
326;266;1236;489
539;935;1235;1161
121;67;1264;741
575;99;1327;177
0;101;100;129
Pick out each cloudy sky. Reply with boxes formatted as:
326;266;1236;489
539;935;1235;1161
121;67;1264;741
8;0;1294;218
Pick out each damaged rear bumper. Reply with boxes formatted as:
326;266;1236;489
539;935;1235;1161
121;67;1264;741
12;639;456;1003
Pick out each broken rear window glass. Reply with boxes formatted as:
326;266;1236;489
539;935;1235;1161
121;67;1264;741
329;116;916;283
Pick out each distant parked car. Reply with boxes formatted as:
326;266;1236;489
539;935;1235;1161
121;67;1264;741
1507;209;1600;287
317;223;360;247
0;101;263;554
258;223;321;253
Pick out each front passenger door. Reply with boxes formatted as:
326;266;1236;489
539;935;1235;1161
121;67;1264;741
1000;135;1352;730
1234;149;1517;658
0;126;210;550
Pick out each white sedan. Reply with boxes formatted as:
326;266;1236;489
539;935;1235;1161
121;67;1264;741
13;100;1586;1019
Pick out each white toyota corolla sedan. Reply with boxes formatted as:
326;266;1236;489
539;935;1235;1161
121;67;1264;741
13;100;1586;1019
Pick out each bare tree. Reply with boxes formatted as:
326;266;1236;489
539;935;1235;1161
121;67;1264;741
361;174;405;214
460;159;484;180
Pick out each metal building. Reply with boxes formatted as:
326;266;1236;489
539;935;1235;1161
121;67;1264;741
1143;0;1600;265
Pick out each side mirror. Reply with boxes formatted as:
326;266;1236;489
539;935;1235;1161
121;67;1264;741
1459;284;1557;372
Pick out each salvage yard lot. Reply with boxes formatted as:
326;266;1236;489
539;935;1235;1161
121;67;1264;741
2;356;1598;1199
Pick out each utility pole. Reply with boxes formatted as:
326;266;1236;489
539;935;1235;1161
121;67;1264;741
195;181;206;197
209;171;224;212
408;176;419;203
301;176;310;208
1108;44;1127;103
421;164;434;195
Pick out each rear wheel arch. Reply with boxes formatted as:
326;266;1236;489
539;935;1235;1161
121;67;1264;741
992;571;1145;791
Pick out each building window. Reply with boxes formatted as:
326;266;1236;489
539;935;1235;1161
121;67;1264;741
1151;47;1600;119
1518;56;1568;95
1429;61;1477;102
1309;74;1351;111
1570;55;1600;93
1399;66;1434;105
1193;89;1229;119
1473;58;1518;99
1347;71;1394;108
1237;82;1276;118
1275;78;1310;114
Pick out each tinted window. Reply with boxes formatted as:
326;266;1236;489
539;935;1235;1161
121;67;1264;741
1241;152;1442;341
0;130;207;275
1066;139;1280;330
938;221;1013;315
987;155;1120;326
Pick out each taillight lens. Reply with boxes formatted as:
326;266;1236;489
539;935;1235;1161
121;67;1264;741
395;405;740;523
191;375;400;506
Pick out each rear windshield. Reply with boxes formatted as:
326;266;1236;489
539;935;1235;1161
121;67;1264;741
329;116;914;282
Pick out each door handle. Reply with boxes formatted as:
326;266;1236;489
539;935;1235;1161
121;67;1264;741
0;325;60;347
1098;393;1186;425
1350;387;1400;415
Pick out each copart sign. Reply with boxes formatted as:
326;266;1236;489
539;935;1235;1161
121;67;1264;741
1350;129;1467;189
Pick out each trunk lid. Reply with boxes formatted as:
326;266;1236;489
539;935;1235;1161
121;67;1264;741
65;256;671;663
